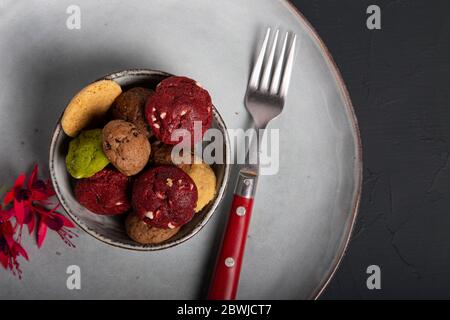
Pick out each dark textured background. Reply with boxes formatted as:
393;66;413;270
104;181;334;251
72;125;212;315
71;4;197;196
289;0;450;299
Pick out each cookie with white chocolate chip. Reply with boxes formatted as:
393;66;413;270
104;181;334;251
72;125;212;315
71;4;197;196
132;166;198;229
150;144;217;213
145;76;212;145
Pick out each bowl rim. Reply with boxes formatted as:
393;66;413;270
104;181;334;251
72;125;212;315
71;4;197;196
49;68;231;251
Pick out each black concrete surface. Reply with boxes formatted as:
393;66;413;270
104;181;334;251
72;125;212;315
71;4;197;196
289;0;450;299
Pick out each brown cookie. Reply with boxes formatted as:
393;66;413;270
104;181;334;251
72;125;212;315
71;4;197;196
125;214;180;244
151;142;175;165
151;141;193;166
112;87;154;138
102;120;151;176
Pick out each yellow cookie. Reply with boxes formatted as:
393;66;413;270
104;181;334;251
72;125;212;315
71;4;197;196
62;80;122;137
181;160;217;213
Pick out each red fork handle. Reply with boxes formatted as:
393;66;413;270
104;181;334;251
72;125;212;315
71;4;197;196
208;193;254;300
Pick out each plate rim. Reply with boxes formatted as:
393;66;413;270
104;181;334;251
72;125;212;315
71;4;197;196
279;0;363;300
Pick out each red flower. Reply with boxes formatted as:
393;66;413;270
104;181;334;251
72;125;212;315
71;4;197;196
33;204;76;248
0;217;28;278
1;164;76;277
4;165;56;225
3;172;27;224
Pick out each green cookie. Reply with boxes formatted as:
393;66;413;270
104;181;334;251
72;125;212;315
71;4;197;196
66;129;110;179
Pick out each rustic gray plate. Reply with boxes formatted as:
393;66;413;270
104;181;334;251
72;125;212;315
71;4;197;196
0;0;361;299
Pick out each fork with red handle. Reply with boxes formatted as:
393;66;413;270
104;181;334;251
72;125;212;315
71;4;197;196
208;28;297;300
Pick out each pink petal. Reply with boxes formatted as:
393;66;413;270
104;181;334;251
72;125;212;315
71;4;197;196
37;221;48;248
0;208;13;222
14;200;25;224
59;214;75;228
4;233;15;249
45;181;56;196
30;190;49;201
50;206;74;228
35;200;52;207
13;173;26;189
27;213;35;235
49;207;74;229
48;204;60;215
14;243;29;261
31;205;47;216
3;190;14;205
28;164;39;189
0;252;8;269
44;214;64;231
1;221;14;235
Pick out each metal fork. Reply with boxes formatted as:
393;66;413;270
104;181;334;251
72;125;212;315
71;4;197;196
208;28;297;300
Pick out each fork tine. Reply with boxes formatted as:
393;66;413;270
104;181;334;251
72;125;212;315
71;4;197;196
269;31;289;95
279;33;297;98
248;28;271;89
260;29;279;91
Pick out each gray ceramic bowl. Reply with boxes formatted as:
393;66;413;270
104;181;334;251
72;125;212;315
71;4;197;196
49;69;231;250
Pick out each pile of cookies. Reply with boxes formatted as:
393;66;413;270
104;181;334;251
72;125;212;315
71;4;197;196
62;76;217;244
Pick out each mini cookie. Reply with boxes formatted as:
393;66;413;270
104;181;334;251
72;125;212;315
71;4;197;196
62;80;122;137
150;144;216;212
151;142;174;165
132;166;198;229
145;76;212;145
125;214;180;245
66;129;110;179
112;87;154;137
74;168;131;215
151;142;192;166
102;120;151;176
180;161;217;213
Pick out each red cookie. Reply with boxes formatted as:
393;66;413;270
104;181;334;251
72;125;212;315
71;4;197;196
132;166;198;229
145;76;212;145
75;168;131;215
